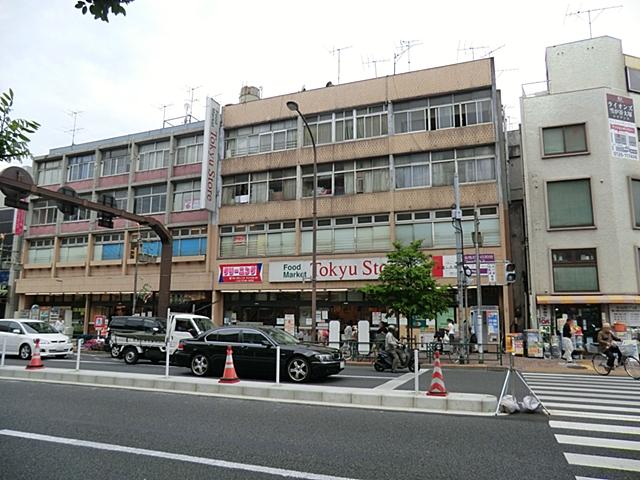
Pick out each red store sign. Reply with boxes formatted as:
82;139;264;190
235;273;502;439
219;263;263;283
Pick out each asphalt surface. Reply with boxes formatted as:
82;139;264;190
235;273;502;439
0;379;573;480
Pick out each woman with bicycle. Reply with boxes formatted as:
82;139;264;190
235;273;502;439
597;322;622;369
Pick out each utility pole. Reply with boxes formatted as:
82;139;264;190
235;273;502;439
473;209;483;356
452;173;467;361
131;238;139;315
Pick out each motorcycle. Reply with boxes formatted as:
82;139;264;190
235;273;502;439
373;345;415;372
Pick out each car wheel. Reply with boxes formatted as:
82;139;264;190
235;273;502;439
287;356;310;383
56;354;68;359
373;362;385;372
191;354;210;376
110;345;121;358
19;344;32;360
123;347;139;365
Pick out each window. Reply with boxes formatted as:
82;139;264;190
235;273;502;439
395;153;430;189
101;147;131;176
222;174;250;205
222;170;297;205
173;180;201;211
627;67;640;93
432;207;500;248
37;160;61;185
303;113;333;145
456;146;496;183
542;124;587;156
355;158;389;193
631;179;640;227
219;221;295;258
269;168;297;201
31;200;57;225
225;119;297;158
59;236;88;263
67;153;95;181
355;104;388;139
431;150;455;187
395;211;433;247
27;238;54;264
547;179;593;228
176;135;204;165
172;227;207;256
63;193;92;222
138;140;169;170
552;249;598;292
301;158;389;198
134;184;167;214
98;189;128;211
301;215;390;253
130;230;161;258
93;233;124;261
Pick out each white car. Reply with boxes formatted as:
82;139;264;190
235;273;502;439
0;319;73;359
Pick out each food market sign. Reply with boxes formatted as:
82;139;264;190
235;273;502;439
269;258;387;282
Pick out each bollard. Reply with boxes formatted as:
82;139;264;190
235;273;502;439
165;341;171;379
413;349;419;393
275;346;281;385
1;336;6;367
75;338;83;371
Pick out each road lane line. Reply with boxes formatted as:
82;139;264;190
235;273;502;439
373;370;430;390
548;409;640;423
544;402;640;414
527;382;640;393
524;372;637;381
336;374;396;380
531;387;639;400
575;477;608;480
0;429;363;480
556;434;640;451
538;395;640;407
550;420;640;436
564;452;640;472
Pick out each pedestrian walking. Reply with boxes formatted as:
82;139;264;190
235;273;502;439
343;324;352;341
562;318;574;363
447;319;456;343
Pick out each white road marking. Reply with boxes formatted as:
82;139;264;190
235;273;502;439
538;395;640;407
524;372;638;382
564;452;640;472
556;434;640;451
531;387;639;400
374;370;429;390
544;402;640;414
548;409;640;423
550;420;640;436
527;382;640;393
336;374;396;380
0;429;363;480
575;477;608;480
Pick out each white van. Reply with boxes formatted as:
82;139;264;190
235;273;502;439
0;319;73;359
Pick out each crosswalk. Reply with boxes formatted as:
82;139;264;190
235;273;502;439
523;372;640;480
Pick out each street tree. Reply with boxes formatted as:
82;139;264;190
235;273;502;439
75;0;134;22
0;89;40;162
361;240;452;334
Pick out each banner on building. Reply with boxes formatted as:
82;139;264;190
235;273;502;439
607;94;638;161
13;209;25;236
269;258;387;282
219;263;263;283
431;254;495;278
201;97;222;216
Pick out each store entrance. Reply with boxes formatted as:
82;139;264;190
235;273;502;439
553;304;602;343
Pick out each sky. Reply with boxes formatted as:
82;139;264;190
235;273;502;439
1;0;639;160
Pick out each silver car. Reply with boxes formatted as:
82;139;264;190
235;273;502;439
0;319;73;359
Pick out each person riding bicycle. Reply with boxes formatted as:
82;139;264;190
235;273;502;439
597;322;622;369
385;325;404;372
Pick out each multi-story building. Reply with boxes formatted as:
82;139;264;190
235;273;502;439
521;36;640;340
16;122;215;334
214;59;514;340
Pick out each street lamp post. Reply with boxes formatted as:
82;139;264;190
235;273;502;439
287;100;318;341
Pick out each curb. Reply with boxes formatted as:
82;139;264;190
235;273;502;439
0;366;497;416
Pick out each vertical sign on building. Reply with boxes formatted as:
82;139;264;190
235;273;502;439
201;96;222;221
606;94;638;161
13;209;25;236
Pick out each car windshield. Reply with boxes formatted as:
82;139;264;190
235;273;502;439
22;322;58;334
192;317;214;332
262;328;299;345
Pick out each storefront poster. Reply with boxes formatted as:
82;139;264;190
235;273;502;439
218;263;263;283
269;258;387;282
607;94;638;160
486;310;499;335
284;314;295;335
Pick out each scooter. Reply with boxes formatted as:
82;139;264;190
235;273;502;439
373;345;415;372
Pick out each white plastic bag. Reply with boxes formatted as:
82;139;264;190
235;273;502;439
519;395;541;413
499;395;520;414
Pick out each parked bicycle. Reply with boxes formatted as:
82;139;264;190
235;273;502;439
591;344;640;379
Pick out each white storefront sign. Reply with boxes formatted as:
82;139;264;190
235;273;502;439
269;258;387;282
607;94;638;161
200;96;222;216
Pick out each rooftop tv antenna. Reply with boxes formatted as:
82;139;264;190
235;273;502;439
64;110;84;146
566;4;622;38
393;40;422;74
480;44;506;59
363;56;390;78
158;103;173;127
184;85;201;124
330;45;352;84
457;41;489;61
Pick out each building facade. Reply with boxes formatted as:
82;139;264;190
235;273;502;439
213;58;514;341
521;36;640;340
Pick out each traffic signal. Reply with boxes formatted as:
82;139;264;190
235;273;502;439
505;262;516;284
97;194;115;228
56;186;78;216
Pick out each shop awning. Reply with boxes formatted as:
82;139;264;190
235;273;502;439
536;294;640;305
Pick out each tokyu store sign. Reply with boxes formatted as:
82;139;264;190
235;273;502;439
269;258;387;282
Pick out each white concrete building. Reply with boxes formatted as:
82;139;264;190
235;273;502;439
521;36;640;340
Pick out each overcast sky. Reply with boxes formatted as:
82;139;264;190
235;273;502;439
1;0;639;159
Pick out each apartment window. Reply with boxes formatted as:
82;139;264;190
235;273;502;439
225;119;297;158
542;124;587;156
101;147;131;176
456;146;496;183
67;153;95;181
93;232;124;261
301;215;390;254
395;153;430;189
134;184;167;214
59;236;88;263
31;200;58;225
631;179;640;227
552;249;598;292
547;179;593;228
98;189;128;211
219;221;295;258
334;109;355;142
172;227;207;256
222;174;250;205
130;230;160;258
27;238;54;264
301;158;388;197
173;180;201;211
395;211;433;247
431;150;456;187
627;67;640;93
176;134;204;165
138;140;169;171
37;160;61;185
432;207;500;248
269;168;297;201
303;113;333;145
355;104;388;139
63;193;92;222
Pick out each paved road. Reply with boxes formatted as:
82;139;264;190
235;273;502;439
1;353;508;396
0;379;572;480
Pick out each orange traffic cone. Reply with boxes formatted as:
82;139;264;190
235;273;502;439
426;350;447;396
26;338;44;370
219;345;239;384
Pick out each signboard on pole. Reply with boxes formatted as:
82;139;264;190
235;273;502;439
201;97;222;217
607;94;638;161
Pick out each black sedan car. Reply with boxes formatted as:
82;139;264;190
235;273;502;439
173;326;344;382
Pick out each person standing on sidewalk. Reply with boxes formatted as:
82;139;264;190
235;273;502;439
562;318;574;363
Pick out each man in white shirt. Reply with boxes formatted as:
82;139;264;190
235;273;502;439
385;325;404;372
447;320;456;343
